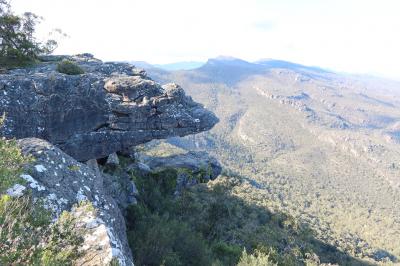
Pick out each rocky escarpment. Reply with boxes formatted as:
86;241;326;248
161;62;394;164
1;55;219;265
0;54;218;161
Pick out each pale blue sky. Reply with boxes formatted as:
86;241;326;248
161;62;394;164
13;0;400;79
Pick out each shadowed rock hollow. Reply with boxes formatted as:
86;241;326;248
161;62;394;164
0;54;218;161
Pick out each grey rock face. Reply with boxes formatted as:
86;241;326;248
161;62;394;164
106;152;120;166
102;170;138;209
0;54;218;161
17;138;134;265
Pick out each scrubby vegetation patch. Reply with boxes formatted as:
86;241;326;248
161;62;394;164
56;60;85;75
125;160;363;266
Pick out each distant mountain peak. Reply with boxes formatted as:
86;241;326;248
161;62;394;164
205;57;255;69
213;55;244;61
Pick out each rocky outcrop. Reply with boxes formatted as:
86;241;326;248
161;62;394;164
0;54;218;161
137;151;221;177
1;54;220;265
134;151;222;194
16;138;134;265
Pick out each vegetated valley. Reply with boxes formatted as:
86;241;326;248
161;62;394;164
133;57;400;265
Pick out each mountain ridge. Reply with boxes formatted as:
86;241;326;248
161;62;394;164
130;56;332;73
131;56;400;85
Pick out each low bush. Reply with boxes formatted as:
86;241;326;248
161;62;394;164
211;241;243;265
237;249;276;266
0;194;84;265
127;212;211;266
0;138;30;193
56;60;84;75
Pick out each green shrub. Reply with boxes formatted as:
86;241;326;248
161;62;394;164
39;210;84;265
0;118;29;193
0;194;84;265
109;257;121;266
0;138;30;193
0;194;50;264
57;60;84;75
237;249;276;266
68;164;80;171
211;241;242;265
127;212;211;266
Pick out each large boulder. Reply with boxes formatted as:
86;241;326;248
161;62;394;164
135;150;222;194
0;54;218;161
137;151;222;180
17;138;134;265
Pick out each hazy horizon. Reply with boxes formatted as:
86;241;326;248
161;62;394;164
12;0;400;80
